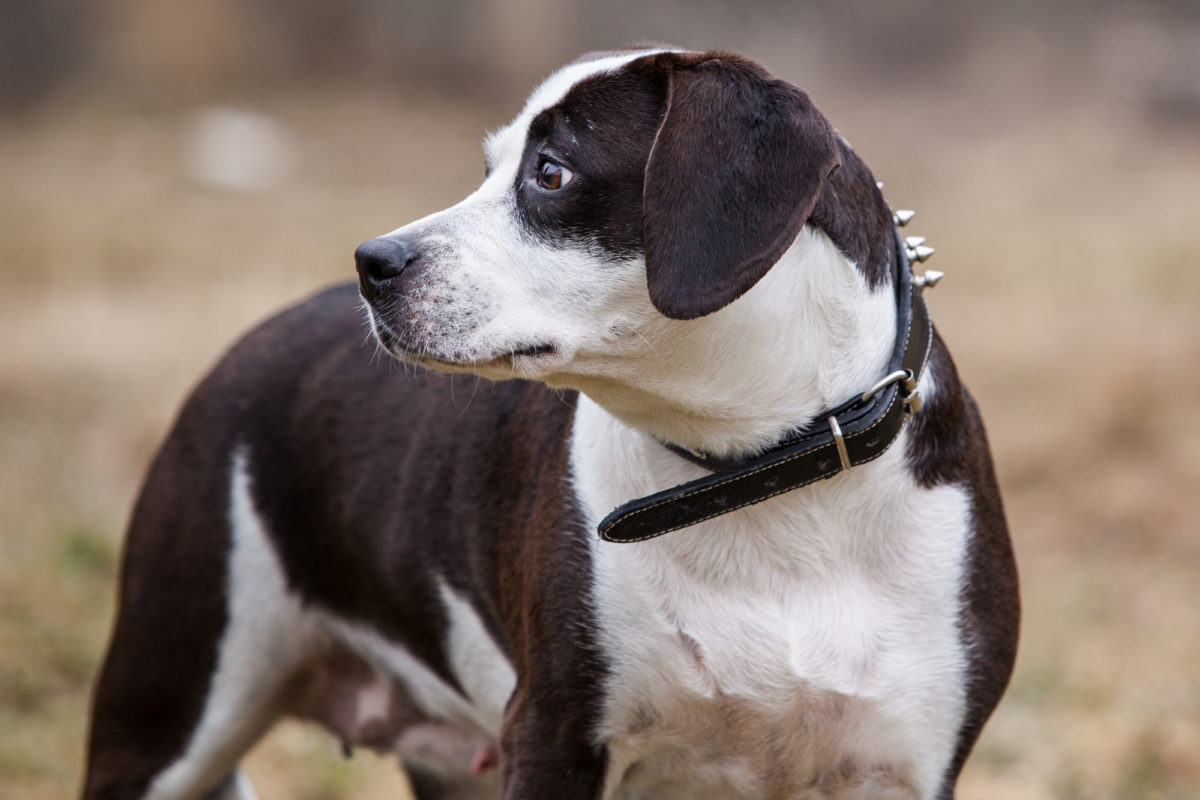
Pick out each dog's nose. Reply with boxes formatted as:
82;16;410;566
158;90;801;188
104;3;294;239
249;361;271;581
355;237;418;297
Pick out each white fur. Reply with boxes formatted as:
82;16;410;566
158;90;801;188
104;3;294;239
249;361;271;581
565;247;971;797
575;406;971;798
144;450;317;800
438;579;517;734
561;227;898;456
144;453;507;798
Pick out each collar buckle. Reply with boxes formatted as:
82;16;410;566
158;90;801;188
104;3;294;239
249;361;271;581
861;368;923;415
827;415;852;471
830;366;921;475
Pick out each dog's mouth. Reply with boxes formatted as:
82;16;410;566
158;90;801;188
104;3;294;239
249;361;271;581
464;342;560;371
373;322;557;372
508;343;556;359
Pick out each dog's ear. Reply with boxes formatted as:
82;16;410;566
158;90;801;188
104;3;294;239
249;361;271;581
642;53;841;320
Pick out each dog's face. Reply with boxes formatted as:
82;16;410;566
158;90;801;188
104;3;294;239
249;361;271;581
356;49;842;390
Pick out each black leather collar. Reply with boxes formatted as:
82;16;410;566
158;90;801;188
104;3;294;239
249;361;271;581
598;228;933;543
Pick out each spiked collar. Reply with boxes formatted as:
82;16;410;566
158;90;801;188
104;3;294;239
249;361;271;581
597;225;938;543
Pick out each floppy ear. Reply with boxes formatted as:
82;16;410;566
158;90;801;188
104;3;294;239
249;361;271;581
643;53;841;320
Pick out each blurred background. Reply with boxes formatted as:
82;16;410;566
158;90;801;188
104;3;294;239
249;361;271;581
2;0;1198;798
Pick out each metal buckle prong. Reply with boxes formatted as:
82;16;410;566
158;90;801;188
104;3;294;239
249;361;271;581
827;416;852;471
862;368;923;415
862;369;911;401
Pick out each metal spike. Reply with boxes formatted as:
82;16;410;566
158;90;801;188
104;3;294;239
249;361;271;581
893;209;915;227
876;181;885;190
904;235;926;248
912;269;944;291
907;244;935;263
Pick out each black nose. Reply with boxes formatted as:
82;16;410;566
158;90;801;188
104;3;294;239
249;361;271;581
355;236;418;298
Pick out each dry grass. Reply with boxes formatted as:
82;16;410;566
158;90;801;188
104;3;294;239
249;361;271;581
2;57;1198;799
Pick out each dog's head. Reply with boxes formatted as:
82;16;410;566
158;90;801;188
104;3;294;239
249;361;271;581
356;48;843;387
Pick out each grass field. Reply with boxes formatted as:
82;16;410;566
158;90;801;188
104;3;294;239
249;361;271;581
2;58;1198;799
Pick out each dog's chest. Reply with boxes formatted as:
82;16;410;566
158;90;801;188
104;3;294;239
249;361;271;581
590;563;946;799
570;400;972;799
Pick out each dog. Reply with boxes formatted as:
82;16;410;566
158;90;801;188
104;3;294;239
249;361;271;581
84;47;1019;800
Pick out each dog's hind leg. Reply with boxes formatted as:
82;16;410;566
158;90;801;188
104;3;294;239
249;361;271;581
198;772;258;800
84;444;316;799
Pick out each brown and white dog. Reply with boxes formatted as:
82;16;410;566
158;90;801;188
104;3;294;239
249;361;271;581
84;47;1019;800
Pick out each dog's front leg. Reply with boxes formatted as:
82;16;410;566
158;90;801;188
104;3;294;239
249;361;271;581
498;686;607;799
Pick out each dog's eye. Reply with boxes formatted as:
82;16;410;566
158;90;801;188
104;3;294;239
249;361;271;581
536;159;573;191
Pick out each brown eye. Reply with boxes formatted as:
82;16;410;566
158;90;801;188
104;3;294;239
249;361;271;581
536;159;573;191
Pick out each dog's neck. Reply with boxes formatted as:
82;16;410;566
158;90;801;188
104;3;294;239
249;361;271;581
564;226;898;459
